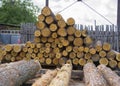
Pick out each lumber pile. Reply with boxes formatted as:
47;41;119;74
0;60;41;86
0;6;120;70
32;63;72;86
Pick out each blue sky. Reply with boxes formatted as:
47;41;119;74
32;0;117;25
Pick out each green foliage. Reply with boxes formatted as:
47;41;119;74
0;0;40;25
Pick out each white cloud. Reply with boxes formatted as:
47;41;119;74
32;0;117;25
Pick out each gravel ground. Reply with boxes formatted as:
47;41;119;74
69;79;85;86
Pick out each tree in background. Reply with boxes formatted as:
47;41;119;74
0;0;40;25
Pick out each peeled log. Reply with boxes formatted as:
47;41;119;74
0;60;41;86
49;64;72;86
32;69;58;86
98;64;120;86
83;63;108;86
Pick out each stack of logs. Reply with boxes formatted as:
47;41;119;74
1;6;120;70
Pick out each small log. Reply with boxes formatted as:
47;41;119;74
19;52;26;58
45;58;52;65
28;48;33;54
55;52;62;59
22;46;28;53
81;29;87;37
62;50;68;57
4;54;11;61
53;58;59;65
89;48;96;55
99;50;106;58
4;44;13;52
31;53;36;59
72;58;79;65
66;46;72;52
41;27;51;37
117;62;120;69
41;37;48;43
84;53;91;60
53;47;60;53
74;29;81;37
84;36;93;46
67;35;74;42
66;17;75;26
49;64;72;86
0;60;41;86
84;47;89;53
30;43;36;49
67;26;76;35
45;43;51;48
48;37;54;43
98;64;120;86
79;58;86;66
25;41;31;48
69;52;76;59
95;41;102;52
45;47;51;53
34;48;39;53
59;58;66;66
39;57;45;64
36;43;43;48
38;14;45;22
51;32;58;38
73;46;78;53
73;38;83;46
107;50;116;60
13;44;24;53
57;20;66;28
34;37;41;43
11;50;18;57
102;42;111;51
45;16;54;24
99;57;108;66
62;40;69;47
50;23;58;32
55;14;63;21
34;30;41;37
32;69;58;86
41;6;52;16
78;46;84;52
57;28;67;37
77;52;84;58
36;21;45;30
83;63;108;86
108;60;117;69
116;53;120;61
37;53;43;59
91;54;100;62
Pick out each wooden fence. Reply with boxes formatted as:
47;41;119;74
20;23;119;51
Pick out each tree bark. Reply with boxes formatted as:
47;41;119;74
83;63;108;86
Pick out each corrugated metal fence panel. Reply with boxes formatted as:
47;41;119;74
11;35;20;44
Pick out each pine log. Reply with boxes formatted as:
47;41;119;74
62;40;69;47
31;53;36;59
95;41;102;52
11;50;18;57
30;43;36;49
53;47;60;53
13;44;25;53
59;58;66;66
79;58;86;66
84;53;91;60
4;54;11;61
116;53;120;61
45;16;54;24
56;53;62;59
67;26;76;35
74;29;81;37
83;63;108;86
69;52;76;59
91;54;100;62
45;47;51;53
25;41;31;48
22;46;28;53
66;46;72;52
55;14;63;21
78;46;84;52
49;64;72;86
34;37;41;43
48;37;54;43
0;60;41;86
73;38;83;46
66;17;75;26
67;35;74;42
41;6;52;16
49;23;58;32
36;21;45;30
99;50;106;58
89;48;96;55
73;46;78;53
77;52;84;58
62;50;68;57
46;58;52;65
41;37;48;43
19;52;26;58
99;57;108;66
57;20;66;28
117;62;120;69
32;69;58;86
81;29;87;37
57;28;67;37
34;48;39;53
38;14;45;22
84;36;93;46
84;47;89;53
45;43;51;48
37;53;43;59
36;43;43;48
102;42;111;51
108;60;117;69
4;44;13;52
53;58;59;65
107;50;116;60
98;64;120;86
34;30;41;37
39;57;45;64
72;58;79;65
41;27;51;37
28;48;33;54
51;32;58;38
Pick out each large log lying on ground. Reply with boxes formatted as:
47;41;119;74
0;60;41;86
98;64;120;86
83;63;108;86
32;69;58;86
49;63;72;86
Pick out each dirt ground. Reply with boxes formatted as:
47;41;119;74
69;79;85;86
